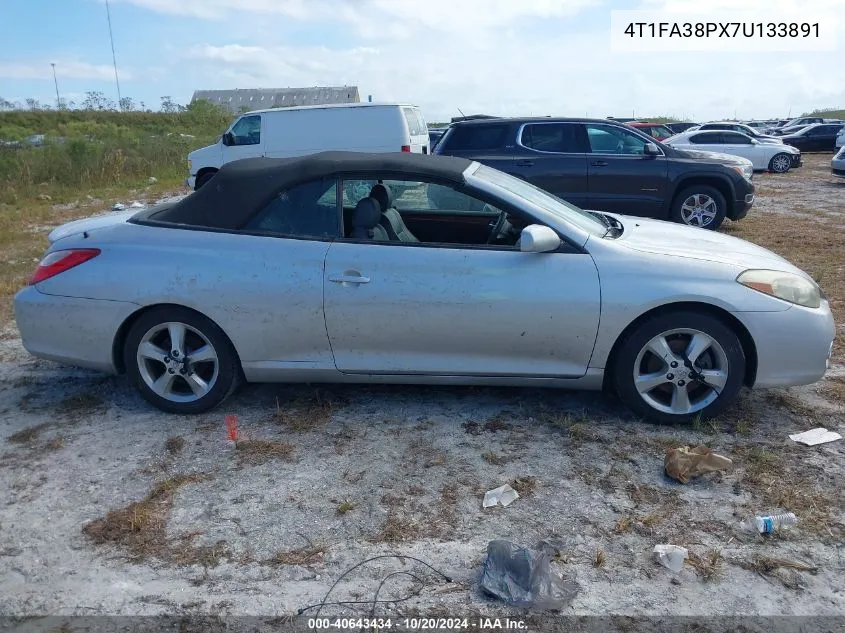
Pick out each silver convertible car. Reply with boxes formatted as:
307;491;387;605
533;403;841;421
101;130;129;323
14;152;835;423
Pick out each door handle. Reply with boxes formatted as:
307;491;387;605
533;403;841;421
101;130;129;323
590;160;608;167
329;272;371;285
516;159;534;167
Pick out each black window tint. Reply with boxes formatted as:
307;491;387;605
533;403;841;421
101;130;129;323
521;124;582;152
230;115;261;146
688;132;722;145
585;124;648;155
443;124;509;151
245;179;338;238
722;132;752;144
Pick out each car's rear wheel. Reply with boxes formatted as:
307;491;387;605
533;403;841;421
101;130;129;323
768;153;792;174
612;311;745;424
124;306;240;414
195;170;217;190
670;185;726;230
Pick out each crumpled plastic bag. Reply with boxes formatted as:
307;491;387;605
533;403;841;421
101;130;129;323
664;445;732;484
653;544;688;572
479;540;579;610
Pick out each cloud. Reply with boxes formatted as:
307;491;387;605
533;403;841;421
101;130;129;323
0;60;132;81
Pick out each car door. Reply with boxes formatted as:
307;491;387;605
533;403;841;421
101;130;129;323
323;181;600;378
718;132;760;167
221;114;265;164
511;122;589;207
584;123;668;217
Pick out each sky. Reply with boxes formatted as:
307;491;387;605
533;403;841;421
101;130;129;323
0;0;843;122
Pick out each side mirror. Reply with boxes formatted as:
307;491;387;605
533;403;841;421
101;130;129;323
520;225;561;253
644;142;661;156
222;132;235;146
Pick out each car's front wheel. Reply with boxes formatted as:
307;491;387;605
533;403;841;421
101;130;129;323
612;311;745;424
768;153;792;174
670;185;726;230
124;306;241;414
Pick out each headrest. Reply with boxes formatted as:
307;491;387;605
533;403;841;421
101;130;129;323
351;197;381;229
369;183;393;213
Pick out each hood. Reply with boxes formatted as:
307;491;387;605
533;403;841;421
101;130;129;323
48;202;179;243
755;136;783;144
609;215;805;274
671;148;753;167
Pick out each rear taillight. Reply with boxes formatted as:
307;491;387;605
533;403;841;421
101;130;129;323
30;249;100;285
401;145;411;153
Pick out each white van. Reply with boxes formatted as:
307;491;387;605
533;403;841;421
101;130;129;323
186;103;430;191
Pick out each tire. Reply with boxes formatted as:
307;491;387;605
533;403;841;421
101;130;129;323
124;306;241;414
612;310;745;424
194;171;217;190
670;185;726;230
768;153;792;174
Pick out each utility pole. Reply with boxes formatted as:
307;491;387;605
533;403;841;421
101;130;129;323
50;63;61;109
105;0;122;109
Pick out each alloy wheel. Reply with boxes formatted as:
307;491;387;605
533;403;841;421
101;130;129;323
679;194;718;227
771;154;791;173
633;328;729;416
136;321;219;403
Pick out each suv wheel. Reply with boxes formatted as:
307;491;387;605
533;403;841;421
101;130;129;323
768;153;792;174
612;311;745;424
671;185;726;230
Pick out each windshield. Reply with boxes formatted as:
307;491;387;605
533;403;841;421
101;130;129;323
472;164;607;237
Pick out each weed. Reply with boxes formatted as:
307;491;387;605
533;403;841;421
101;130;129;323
593;548;606;568
7;423;47;444
482;451;508;465
336;502;355;516
235;439;295;466
614;516;633;534
264;545;326;566
165;436;185;455
687;549;723;581
511;476;537;497
272;392;336;432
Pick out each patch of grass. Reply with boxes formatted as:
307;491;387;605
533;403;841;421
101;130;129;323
511;476;537;497
818;377;845;405
272;392;336;432
82;473;209;562
165;436;185;455
7;423;48;444
336;501;355;516
370;513;421;544
44;437;64;452
482;451;508;465
57;392;104;418
264;545;326;566
687;549;723;581
614;515;633;534
593;548;606;568
234;439;295;466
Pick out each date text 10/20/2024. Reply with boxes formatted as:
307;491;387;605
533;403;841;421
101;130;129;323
307;617;529;630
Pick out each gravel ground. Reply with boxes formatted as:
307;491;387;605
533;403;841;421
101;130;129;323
0;157;844;624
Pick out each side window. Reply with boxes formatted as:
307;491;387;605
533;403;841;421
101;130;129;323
442;124;509;151
230;115;261;146
585;124;649;155
402;107;424;136
342;178;499;215
688;132;722;145
722;132;752;144
244;179;338;238
521;124;582;153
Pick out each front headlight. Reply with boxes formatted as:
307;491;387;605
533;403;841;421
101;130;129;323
730;164;754;181
737;269;821;308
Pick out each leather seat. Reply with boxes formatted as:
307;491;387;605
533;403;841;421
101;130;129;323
350;197;389;240
370;183;419;243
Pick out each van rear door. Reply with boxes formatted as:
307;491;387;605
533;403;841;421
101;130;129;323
402;107;430;154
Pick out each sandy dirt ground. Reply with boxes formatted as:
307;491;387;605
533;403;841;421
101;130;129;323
0;157;844;625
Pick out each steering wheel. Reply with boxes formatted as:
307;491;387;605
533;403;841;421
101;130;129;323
486;209;509;244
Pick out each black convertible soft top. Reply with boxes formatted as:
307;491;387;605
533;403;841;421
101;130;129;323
135;151;474;230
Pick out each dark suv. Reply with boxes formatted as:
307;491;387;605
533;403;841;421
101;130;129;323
433;117;755;229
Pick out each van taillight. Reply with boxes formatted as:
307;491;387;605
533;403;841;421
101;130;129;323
401;145;411;153
29;249;101;284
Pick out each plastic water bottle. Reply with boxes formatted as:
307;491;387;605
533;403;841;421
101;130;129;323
754;512;797;534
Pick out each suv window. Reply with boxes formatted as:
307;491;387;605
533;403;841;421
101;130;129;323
442;124;509;151
402;107;425;136
245;179;339;238
721;132;753;144
520;123;582;153
230;115;261;146
585;124;649;155
688;132;723;145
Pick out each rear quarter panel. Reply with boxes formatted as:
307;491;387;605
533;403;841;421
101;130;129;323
36;224;334;367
